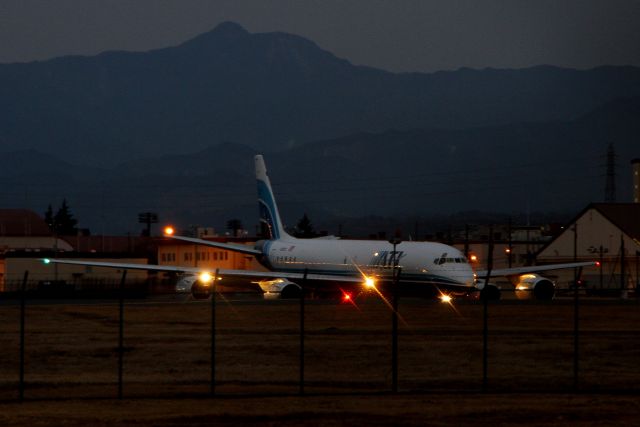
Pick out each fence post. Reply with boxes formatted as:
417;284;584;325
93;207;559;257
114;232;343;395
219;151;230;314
299;269;307;396
118;269;127;399
19;270;28;402
482;226;494;393
211;268;218;396
391;269;401;393
573;225;579;391
482;295;488;392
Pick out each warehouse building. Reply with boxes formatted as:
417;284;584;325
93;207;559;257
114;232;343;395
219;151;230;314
0;209;148;291
537;203;640;293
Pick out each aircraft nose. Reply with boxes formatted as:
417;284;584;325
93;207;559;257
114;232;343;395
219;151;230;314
455;266;475;287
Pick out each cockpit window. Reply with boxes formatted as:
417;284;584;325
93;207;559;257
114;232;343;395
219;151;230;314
433;256;468;265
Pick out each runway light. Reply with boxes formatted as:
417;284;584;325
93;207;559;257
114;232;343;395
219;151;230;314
43;258;51;264
164;226;175;236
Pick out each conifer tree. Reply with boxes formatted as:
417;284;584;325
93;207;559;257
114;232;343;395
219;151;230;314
294;213;317;238
44;204;55;231
51;199;78;235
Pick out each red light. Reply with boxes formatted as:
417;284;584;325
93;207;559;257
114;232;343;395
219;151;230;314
342;293;352;302
595;261;601;267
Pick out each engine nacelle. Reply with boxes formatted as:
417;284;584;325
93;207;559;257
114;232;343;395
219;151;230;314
475;279;501;300
513;273;555;300
176;275;197;293
258;278;301;299
176;274;213;299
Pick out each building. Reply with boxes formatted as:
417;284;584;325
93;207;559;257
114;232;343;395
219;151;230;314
1;209;71;290
157;236;266;270
0;209;73;252
0;209;150;291
537;203;640;291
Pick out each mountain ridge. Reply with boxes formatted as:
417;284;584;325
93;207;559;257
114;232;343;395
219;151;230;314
3;95;637;235
2;22;640;167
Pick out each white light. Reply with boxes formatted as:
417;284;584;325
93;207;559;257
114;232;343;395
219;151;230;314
440;294;452;303
199;272;213;284
365;277;376;288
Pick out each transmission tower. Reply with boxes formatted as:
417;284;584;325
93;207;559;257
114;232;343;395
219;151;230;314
605;143;617;203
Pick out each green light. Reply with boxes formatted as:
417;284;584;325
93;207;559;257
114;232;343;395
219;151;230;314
43;258;51;264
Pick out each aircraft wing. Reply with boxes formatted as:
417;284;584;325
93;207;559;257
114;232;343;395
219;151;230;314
42;258;365;283
164;235;263;256
44;258;193;273
476;261;597;278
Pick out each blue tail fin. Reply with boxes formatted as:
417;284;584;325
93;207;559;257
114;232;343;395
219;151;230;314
255;155;290;240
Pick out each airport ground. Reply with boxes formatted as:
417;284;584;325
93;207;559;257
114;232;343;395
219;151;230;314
0;295;639;425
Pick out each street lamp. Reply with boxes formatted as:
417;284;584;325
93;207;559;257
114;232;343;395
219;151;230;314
138;212;158;236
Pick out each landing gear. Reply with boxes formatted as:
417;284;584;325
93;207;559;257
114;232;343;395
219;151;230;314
480;284;501;301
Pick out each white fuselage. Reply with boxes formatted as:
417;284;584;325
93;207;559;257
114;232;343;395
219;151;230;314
260;237;475;290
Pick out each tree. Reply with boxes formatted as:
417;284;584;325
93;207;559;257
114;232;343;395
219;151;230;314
44;204;55;230
47;199;78;235
294;213;317;238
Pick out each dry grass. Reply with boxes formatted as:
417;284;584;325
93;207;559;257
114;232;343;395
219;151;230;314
0;296;639;425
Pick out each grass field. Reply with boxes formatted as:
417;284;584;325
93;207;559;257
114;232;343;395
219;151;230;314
0;295;639;425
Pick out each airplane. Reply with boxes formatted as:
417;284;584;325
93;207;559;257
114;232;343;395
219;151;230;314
44;155;596;301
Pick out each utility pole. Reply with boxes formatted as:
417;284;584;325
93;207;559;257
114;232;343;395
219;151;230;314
620;235;626;298
507;217;513;268
605;143;617;202
464;224;469;258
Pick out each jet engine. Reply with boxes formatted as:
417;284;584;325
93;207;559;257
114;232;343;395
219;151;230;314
512;273;555;300
475;279;501;300
257;278;301;299
176;274;214;299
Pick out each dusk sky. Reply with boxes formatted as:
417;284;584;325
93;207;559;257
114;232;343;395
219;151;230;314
1;0;639;72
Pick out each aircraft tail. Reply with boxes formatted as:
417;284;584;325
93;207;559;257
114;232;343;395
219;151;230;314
255;155;291;240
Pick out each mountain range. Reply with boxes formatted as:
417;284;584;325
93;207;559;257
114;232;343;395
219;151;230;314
1;22;639;236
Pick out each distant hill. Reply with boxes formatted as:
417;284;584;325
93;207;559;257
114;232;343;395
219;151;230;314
2;96;638;236
1;22;640;166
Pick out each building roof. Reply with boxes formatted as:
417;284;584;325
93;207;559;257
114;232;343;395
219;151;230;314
590;203;640;240
0;209;52;236
534;203;640;258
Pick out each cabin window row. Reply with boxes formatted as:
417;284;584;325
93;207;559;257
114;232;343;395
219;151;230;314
162;252;230;262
